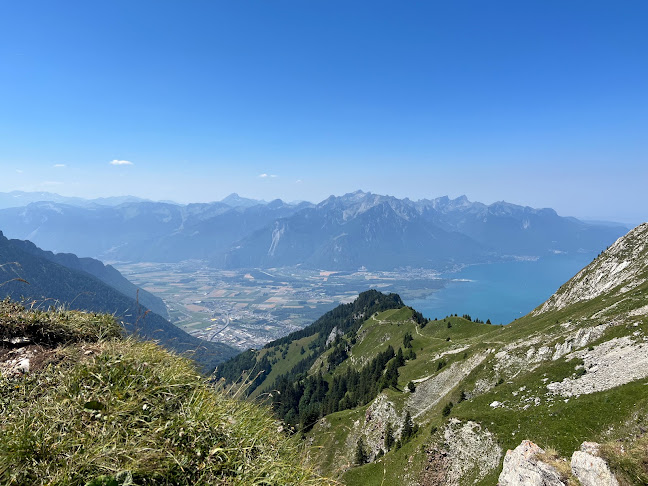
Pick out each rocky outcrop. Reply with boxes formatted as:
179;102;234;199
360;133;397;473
535;222;648;314
408;352;489;418
498;441;566;486
345;394;403;460
443;420;501;486
547;335;648;396
325;326;343;346
571;442;619;486
499;440;620;486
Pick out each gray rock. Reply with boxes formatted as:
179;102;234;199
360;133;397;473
17;357;30;373
325;326;343;346
498;440;566;486
443;419;502;486
571;442;619;486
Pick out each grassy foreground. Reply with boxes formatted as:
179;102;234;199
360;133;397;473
0;299;331;485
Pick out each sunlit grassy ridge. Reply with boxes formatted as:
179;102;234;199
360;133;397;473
0;300;332;486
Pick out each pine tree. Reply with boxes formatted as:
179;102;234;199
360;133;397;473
384;423;395;451
355;437;368;465
402;410;414;440
396;347;405;366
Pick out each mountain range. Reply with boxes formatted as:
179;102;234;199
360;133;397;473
0;191;628;270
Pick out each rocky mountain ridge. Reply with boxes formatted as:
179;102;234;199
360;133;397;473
536;222;648;314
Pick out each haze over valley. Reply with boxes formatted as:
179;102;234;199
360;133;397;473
0;189;629;349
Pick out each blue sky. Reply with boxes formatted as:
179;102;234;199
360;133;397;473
1;1;646;223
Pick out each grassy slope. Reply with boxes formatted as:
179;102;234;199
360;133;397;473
0;300;332;486
300;310;502;483
250;334;318;399
214;227;648;485
301;281;648;485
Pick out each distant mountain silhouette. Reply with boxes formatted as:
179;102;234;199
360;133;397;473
0;191;627;270
0;190;149;209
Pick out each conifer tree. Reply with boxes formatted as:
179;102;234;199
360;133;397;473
355;438;368;465
384;423;395;451
402;410;414;440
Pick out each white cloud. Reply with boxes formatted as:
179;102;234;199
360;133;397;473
259;173;269;178
110;159;133;166
296;179;303;183
258;173;278;178
53;164;66;168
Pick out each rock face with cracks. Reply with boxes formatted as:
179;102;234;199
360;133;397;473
547;335;648;396
535;223;648;314
344;394;403;462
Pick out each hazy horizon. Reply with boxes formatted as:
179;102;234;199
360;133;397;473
0;188;642;226
1;1;646;224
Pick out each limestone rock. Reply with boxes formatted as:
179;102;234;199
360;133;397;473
443;419;501;486
498;440;566;486
344;394;402;461
17;358;30;373
571;442;619;486
325;326;342;346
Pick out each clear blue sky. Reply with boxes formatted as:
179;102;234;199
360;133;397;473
1;1;646;223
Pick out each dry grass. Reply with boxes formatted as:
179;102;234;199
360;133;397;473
537;447;578;486
0;300;333;485
600;435;648;486
0;298;122;345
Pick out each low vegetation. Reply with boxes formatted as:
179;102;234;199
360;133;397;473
0;300;331;485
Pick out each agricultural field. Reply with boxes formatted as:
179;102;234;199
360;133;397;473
112;262;446;350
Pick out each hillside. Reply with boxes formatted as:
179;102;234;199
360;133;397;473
0;300;331;485
217;223;648;485
0;232;237;371
7;236;168;318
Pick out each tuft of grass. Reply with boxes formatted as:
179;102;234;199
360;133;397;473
600;435;648;486
0;298;122;345
0;302;332;485
537;447;578;486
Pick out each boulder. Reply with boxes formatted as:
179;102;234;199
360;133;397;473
571;442;619;486
498;440;566;486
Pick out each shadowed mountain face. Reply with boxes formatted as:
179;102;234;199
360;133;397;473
0;191;627;270
224;191;627;270
7;238;168;319
0;200;307;262
0;191;150;209
0;232;237;371
224;195;486;270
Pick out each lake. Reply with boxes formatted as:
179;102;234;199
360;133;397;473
405;253;596;325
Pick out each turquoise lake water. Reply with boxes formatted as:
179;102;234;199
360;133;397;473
406;253;596;325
